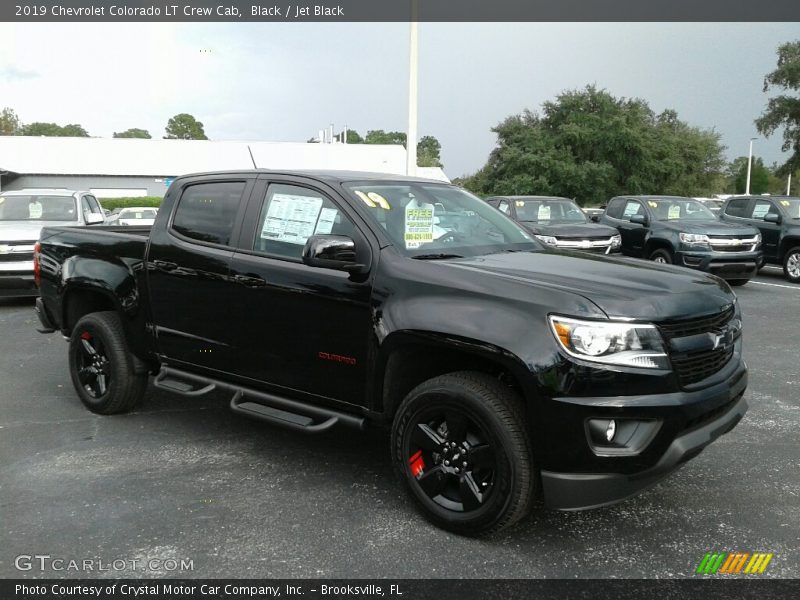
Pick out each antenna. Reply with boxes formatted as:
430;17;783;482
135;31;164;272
247;145;258;168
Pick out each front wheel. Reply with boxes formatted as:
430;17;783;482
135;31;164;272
784;246;800;283
649;248;673;264
391;372;535;536
68;311;148;414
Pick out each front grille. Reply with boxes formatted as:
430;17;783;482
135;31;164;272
658;307;736;386
0;241;37;264
657;306;734;341
708;235;758;253
0;252;33;263
670;346;734;386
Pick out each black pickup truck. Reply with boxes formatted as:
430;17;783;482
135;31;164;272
719;195;800;283
34;170;748;535
600;195;762;286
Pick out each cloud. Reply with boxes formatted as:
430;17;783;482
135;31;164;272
0;65;39;82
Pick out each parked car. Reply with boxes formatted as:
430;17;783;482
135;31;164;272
600;195;762;286
486;196;621;254
719;195;800;283
0;189;104;297
582;207;605;219
35;171;748;535
113;207;158;227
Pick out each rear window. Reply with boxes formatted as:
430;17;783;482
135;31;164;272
0;194;78;221
724;198;750;218
605;198;625;219
171;182;246;246
120;209;157;219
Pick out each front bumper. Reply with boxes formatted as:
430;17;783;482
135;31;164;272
675;249;761;281
0;272;37;297
540;356;748;510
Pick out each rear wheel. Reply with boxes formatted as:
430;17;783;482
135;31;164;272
649;248;673;264
391;371;535;536
784;246;800;283
68;311;147;414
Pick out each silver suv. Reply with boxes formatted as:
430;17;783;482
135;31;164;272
0;189;105;297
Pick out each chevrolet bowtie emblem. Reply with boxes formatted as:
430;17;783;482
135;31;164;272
0;245;11;254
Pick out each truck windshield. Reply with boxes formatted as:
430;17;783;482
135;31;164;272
513;198;587;223
649;198;716;221
777;198;800;219
344;182;540;258
0;195;78;221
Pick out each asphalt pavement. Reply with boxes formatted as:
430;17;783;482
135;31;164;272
1;267;798;579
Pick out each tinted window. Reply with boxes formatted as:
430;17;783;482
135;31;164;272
255;184;356;260
172;181;245;246
606;198;625;219
724;198;750;218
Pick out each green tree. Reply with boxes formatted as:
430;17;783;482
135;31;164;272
0;107;21;135
755;40;800;176
728;156;771;194
164;113;208;140
461;85;726;205
113;128;152;139
417;135;443;167
20;122;89;137
364;130;407;145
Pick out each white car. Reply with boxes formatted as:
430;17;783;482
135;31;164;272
0;189;105;297
114;207;158;227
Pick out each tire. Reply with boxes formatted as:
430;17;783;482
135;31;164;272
68;311;147;414
391;371;535;536
783;246;800;284
727;279;749;287
649;248;673;264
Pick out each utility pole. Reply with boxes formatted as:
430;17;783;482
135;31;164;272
745;137;757;195
406;0;419;176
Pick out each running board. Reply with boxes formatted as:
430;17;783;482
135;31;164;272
153;367;365;434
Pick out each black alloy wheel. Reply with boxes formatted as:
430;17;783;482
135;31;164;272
75;330;111;398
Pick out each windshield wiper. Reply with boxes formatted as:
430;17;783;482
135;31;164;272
411;253;464;260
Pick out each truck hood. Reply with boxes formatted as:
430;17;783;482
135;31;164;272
442;250;735;321
520;222;619;239
657;219;759;237
0;220;77;242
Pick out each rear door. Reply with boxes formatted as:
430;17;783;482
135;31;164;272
614;198;648;257
146;176;255;370
748;198;782;260
226;176;376;406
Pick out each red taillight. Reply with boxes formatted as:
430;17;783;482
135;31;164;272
33;242;42;287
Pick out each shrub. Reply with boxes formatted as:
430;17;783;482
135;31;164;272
98;197;163;211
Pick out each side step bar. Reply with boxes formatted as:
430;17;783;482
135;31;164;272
153;366;365;434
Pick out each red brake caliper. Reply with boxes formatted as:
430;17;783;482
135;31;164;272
409;450;425;478
80;331;92;341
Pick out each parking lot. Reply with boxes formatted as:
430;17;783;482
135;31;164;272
0;266;798;579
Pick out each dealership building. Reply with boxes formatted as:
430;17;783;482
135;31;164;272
0;136;448;197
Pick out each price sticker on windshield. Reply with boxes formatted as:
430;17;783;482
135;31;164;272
404;206;434;249
668;205;681;219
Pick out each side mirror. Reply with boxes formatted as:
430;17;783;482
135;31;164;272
85;212;104;225
764;213;782;224
590;215;600;223
630;214;648;226
302;235;367;275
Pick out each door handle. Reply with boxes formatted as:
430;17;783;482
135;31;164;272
234;274;267;288
152;260;178;271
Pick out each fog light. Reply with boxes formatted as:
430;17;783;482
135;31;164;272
606;419;616;442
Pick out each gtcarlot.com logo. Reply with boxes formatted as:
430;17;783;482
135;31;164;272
14;554;194;573
696;552;774;575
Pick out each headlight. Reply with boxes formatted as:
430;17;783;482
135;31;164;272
549;316;669;369
610;234;621;248
679;233;710;245
536;235;557;246
755;233;762;244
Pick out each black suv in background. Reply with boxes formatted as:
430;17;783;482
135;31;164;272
719;195;800;283
600;195;762;286
486;195;621;254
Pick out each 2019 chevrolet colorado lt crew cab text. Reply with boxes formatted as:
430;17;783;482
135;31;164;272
34;171;749;535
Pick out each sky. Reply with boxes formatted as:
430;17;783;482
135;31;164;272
0;22;797;178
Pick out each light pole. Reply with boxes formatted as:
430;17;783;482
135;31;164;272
406;0;419;176
745;137;757;195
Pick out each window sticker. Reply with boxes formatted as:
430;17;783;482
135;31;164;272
623;202;639;217
261;193;324;245
780;200;790;207
515;200;526;207
314;207;338;235
752;203;770;219
668;205;681;219
538;205;551;220
28;200;43;219
367;192;391;210
354;190;376;208
648;201;658;208
404;204;435;249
